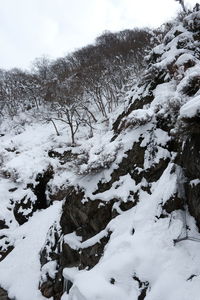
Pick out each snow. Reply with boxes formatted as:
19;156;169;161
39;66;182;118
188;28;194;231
0;121;66;184
154;128;171;146
177;65;200;95
1;106;184;300
176;53;195;66
122;108;154;127
190;179;200;186
64;229;109;251
0;201;62;300
61;293;69;300
41;261;57;280
151;82;175;109
65;165;200;300
0;8;200;300
180;95;200;118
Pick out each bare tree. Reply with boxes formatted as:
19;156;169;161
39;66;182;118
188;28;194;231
175;0;187;13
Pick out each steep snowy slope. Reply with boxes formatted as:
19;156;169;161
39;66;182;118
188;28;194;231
0;5;200;300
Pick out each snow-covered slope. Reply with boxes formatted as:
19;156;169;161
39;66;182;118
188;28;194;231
0;6;200;300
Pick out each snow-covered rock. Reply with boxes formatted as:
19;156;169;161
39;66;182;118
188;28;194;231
0;6;200;300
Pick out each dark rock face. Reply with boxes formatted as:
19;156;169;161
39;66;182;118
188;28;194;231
13;167;54;225
40;187;115;299
59;187;114;281
0;287;12;300
133;275;149;300
38;9;200;300
181;133;200;228
33;166;54;209
40;273;63;300
0;220;8;230
186;182;200;229
40;234;111;299
48;150;78;165
144;158;170;183
182;135;200;178
60;188;115;241
39;221;63;300
39;132;174;300
181;75;200;96
163;193;184;214
40;279;54;298
112;93;153;135
94;140;146;194
0;223;14;262
13;195;34;225
0;243;14;263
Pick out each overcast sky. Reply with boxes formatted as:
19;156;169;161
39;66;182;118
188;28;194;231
0;0;197;70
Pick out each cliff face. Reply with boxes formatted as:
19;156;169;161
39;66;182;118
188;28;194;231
39;7;200;300
0;6;200;300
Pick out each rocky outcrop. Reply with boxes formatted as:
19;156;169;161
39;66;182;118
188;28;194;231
94;140;146;193
40;186;116;298
0;6;199;300
181;131;200;228
13;167;54;225
38;7;200;299
133;275;149;300
0;287;12;300
0;220;8;230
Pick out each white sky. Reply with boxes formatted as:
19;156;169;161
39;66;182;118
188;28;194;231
0;0;198;70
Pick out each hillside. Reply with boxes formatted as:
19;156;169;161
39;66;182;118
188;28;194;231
0;5;200;300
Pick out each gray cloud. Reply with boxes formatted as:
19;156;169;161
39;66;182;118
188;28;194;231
0;0;197;70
